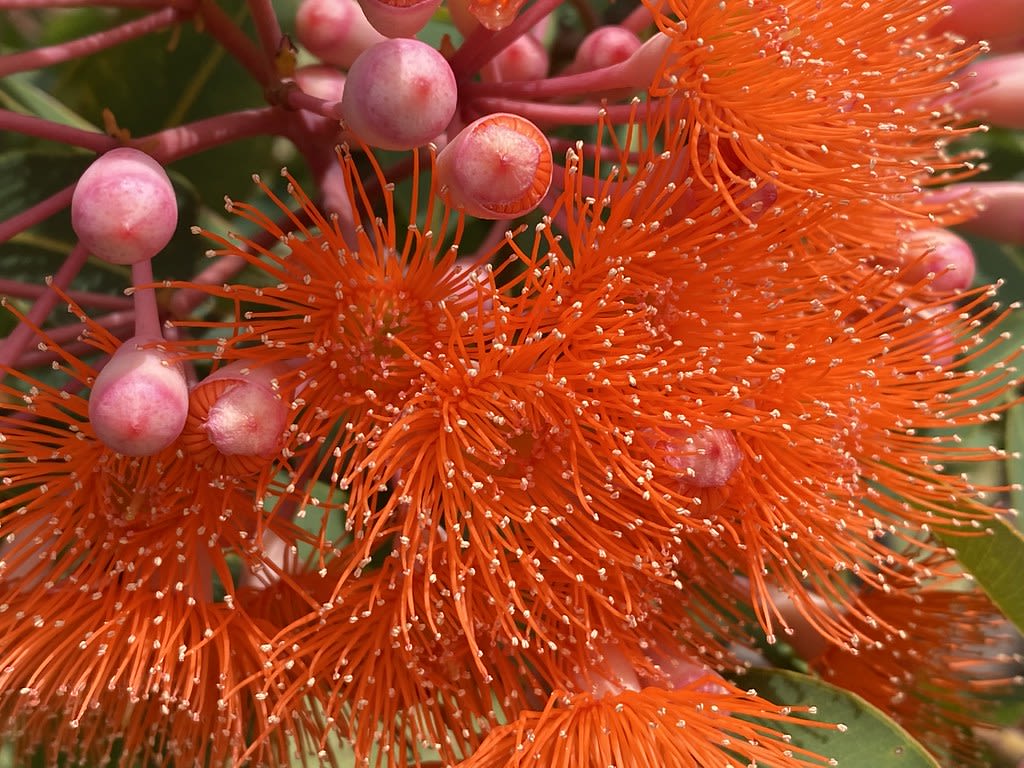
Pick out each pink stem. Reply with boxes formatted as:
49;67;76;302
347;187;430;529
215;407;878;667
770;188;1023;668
462;63;634;100
196;0;269;85
0;242;89;368
17;339;111;369
282;86;343;121
0;279;134;312
169;253;248;317
145;107;287;163
468;97;646;125
42;310;136;346
129;260;162;339
0;0;175;7
448;0;563;77
0;7;185;78
0;184;75;247
620;4;654;34
247;0;284;75
0;109;115;152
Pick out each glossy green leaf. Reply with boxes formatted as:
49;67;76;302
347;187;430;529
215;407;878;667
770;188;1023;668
1009;401;1024;533
738;668;940;767
935;515;1024;635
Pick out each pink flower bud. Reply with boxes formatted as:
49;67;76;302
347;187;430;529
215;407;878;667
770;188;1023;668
341;39;457;150
357;0;442;38
951;54;1024;129
182;361;292;476
899;229;976;292
938;182;1024;244
659;427;743;489
575;26;642;72
71;148;177;266
88;337;188;456
931;0;1024;53
436;113;552;220
486;32;549;81
295;0;386;68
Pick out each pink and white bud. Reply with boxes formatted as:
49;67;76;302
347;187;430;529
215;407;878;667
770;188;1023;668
951;54;1024;129
88;337;188;456
357;0;442;38
931;0;1024;53
340;39;456;150
183;361;292;475
486;32;549;81
938;182;1024;245
436;113;552;219
575;26;643;72
899;229;976;292
71;148;177;266
295;0;386;68
660;427;744;489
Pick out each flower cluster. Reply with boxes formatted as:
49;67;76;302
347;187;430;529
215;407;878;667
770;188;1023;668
1;0;1022;766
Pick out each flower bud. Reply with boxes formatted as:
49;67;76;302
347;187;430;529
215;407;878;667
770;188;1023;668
575;26;642;72
486;33;548;82
88;337;188;456
357;0;442;38
436;113;552;219
341;39;457;150
182;361;292;476
71;148;177;266
951;54;1024;129
899;229;976;292
295;0;386;68
938;182;1024;244
660;427;743;489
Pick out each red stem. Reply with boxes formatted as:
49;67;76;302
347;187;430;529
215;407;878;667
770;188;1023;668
246;0;284;77
0;7;185;78
145;107;287;163
0;184;75;247
468;97;647;125
0;279;134;312
0;242;89;368
620;3;654;34
448;0;564;77
129;260;162;339
0;109;115;152
195;0;269;86
462;62;634;100
0;0;176;7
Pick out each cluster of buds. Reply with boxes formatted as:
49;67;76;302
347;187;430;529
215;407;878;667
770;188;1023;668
1;0;1023;766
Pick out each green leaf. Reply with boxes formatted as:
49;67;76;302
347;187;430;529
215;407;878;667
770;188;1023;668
0;73;100;131
935;515;1024;635
1008;402;1024;532
738;668;940;768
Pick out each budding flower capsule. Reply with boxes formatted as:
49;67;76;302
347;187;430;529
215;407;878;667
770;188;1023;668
88;337;189;456
898;229;976;292
574;26;642;72
659;427;744;489
357;0;442;38
340;39;456;150
295;0;386;68
435;113;552;220
182;361;292;476
71;148;177;265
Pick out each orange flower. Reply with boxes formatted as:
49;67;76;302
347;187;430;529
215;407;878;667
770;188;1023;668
806;578;1020;762
457;682;835;768
0;312;318;765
